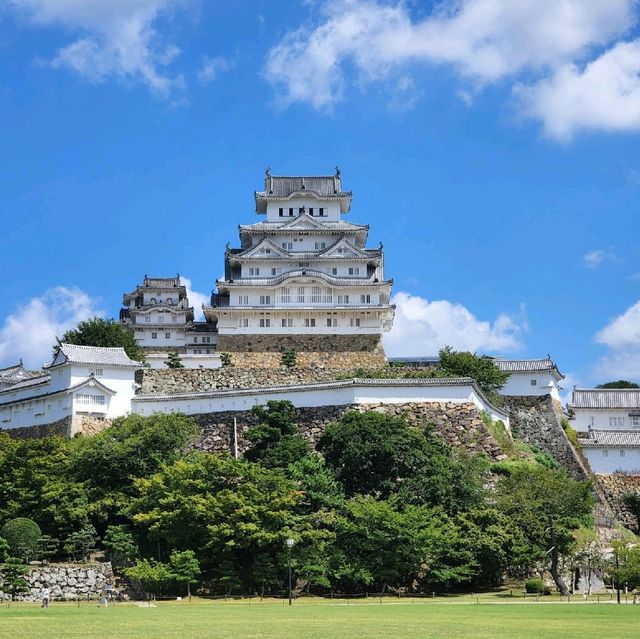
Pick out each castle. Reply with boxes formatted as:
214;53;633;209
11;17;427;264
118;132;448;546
121;169;394;369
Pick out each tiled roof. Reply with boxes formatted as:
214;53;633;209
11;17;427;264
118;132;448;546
0;363;43;386
579;430;640;447
0;373;50;394
570;389;640;410
239;220;368;233
54;344;141;368
494;357;565;379
258;176;348;198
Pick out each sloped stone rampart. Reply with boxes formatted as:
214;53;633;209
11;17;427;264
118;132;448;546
0;562;113;601
1;415;113;440
501;395;589;480
217;334;387;369
597;474;640;532
140;367;352;395
193;401;506;460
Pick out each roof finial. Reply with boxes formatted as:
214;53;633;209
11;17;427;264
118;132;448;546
265;166;271;177
335;166;341;177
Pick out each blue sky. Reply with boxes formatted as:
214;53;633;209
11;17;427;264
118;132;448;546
0;0;639;389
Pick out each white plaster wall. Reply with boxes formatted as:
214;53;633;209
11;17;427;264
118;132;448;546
0;394;72;429
500;372;561;401
572;409;640;433
132;382;509;427
582;447;640;474
266;199;341;222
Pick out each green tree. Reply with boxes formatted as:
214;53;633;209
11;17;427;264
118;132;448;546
129;453;326;594
36;535;59;561
71;412;198;528
63;524;97;561
169;550;201;597
318;411;486;512
57;317;144;362
280;349;297;368
496;464;594;595
220;352;233;367
0;518;42;561
596;380;640;389
621;492;640;533
438;346;510;402
0;536;9;562
103;525;138;567
165;351;185;369
0;557;30;600
125;559;172;597
244;401;310;469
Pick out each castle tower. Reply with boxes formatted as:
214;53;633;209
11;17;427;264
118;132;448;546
203;169;394;367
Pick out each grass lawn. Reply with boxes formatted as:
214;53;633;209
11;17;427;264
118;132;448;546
0;600;639;639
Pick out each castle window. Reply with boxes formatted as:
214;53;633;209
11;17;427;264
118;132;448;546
206;349;211;354
238;318;249;327
194;337;198;343
620;449;626;457
610;417;625;427
297;287;305;303
238;295;249;305
280;288;291;303
259;318;271;328
311;287;321;303
145;316;151;323
166;298;173;305
165;332;170;339
326;318;337;327
331;268;338;275
159;316;165;323
279;208;284;217
151;332;158;339
309;208;314;215
315;242;326;250
530;379;537;386
350;318;360;327
282;242;293;250
319;208;325;216
249;267;260;276
633;417;640;427
150;298;156;304
89;368;103;378
360;294;371;304
289;208;294;216
304;318;316;327
603;449;608;457
323;287;332;303
77;394;106;406
281;318;293;327
259;295;271;305
271;267;279;275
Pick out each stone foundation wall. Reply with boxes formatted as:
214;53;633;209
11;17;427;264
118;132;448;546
0;416;71;439
193;401;506;460
1;415;113;440
217;334;387;369
141;367;353;395
0;562;113;601
501;395;589;480
597;474;640;533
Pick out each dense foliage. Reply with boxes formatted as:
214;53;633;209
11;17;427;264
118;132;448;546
0;518;42;561
57;317;145;362
595;380;640;389
0;403;596;597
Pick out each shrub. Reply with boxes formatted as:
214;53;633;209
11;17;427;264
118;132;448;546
525;578;545;594
561;418;581;449
220;352;233;367
0;518;42;561
280;349;297;368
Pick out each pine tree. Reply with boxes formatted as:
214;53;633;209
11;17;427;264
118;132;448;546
166;351;185;369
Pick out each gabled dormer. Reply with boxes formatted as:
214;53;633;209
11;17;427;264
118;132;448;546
319;238;377;259
237;237;290;259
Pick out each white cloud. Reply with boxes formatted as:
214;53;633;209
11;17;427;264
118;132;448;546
0;286;103;369
265;0;636;113
7;0;187;94
593;300;640;381
516;39;640;140
197;55;234;85
383;291;524;356
180;276;208;321
583;249;607;268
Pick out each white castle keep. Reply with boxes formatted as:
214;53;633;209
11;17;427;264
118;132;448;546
122;169;395;369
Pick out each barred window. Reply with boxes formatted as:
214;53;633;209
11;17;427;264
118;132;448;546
280;287;291;304
76;394;106;406
311;286;321;303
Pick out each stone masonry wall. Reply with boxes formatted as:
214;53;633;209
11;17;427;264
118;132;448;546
502;395;589;480
193;401;506;460
0;562;114;601
1;415;113;440
141;367;353;395
217;334;387;369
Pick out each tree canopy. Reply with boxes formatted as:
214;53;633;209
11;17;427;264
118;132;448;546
596;380;640;389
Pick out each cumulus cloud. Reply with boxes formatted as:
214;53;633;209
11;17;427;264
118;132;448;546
583;250;607;268
7;0;188;94
516;39;640;140
265;0;635;105
383;291;524;356
180;277;208;321
264;0;639;139
593;300;640;381
0;286;103;369
197;55;234;85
